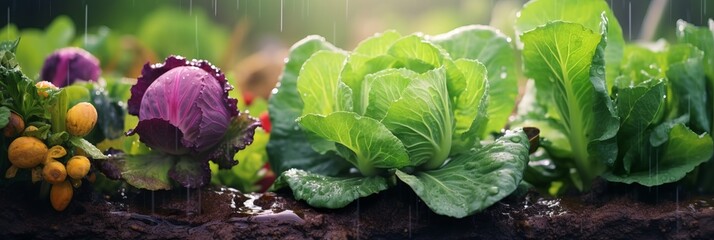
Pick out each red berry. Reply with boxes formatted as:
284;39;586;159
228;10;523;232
243;91;255;106
259;112;271;133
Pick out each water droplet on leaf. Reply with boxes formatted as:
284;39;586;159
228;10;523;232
488;186;499;195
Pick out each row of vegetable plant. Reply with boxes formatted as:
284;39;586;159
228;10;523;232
2;0;713;219
266;0;714;218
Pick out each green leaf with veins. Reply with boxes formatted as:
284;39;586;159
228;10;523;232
69;137;108;159
298;111;410;176
619;45;667;85
676;20;714;79
121;152;176;191
382;67;454;169
521;20;619;188
363;68;416;120
267;36;352;176
298;50;349;115
342;31;402;114
395;129;529;218
604;124;713;186
613;80;665;172
450;59;489;153
271;169;389;208
431;25;518;136
388;35;444;73
666;44;710;133
516;0;624;90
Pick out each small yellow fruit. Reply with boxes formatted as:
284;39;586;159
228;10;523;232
43;161;67;184
65;102;98;137
3;112;25;138
66;156;91;179
42;161;67;184
35;81;58;98
8;137;48;169
50;181;73;211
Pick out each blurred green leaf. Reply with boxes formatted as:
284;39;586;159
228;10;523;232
138;8;228;62
45;16;76;50
267;36;351;176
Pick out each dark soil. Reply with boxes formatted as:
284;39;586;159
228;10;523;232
0;179;712;240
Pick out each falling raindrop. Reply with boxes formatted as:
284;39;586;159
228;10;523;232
195;16;200;58
628;1;632;41
346;0;349;20
190;0;193;16
214;0;217;16
84;4;88;46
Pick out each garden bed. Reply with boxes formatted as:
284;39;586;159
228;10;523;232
1;181;712;239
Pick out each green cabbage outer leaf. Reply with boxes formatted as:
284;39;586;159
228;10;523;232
516;0;624;91
121;152;175;191
267;36;352;176
298;111;410;176
431;25;518;137
395;129;530;218
271;168;389;209
520;18;620;189
297;51;350;116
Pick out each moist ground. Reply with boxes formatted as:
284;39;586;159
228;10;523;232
0;179;712;239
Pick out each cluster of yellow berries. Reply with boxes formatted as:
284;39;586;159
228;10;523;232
4;84;98;211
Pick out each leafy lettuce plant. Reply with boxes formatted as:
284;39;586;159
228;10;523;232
99;56;260;190
515;0;622;190
514;0;713;191
602;43;713;186
676;19;714;192
268;27;530;218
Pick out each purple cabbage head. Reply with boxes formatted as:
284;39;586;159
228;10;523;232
127;56;258;168
40;47;101;87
